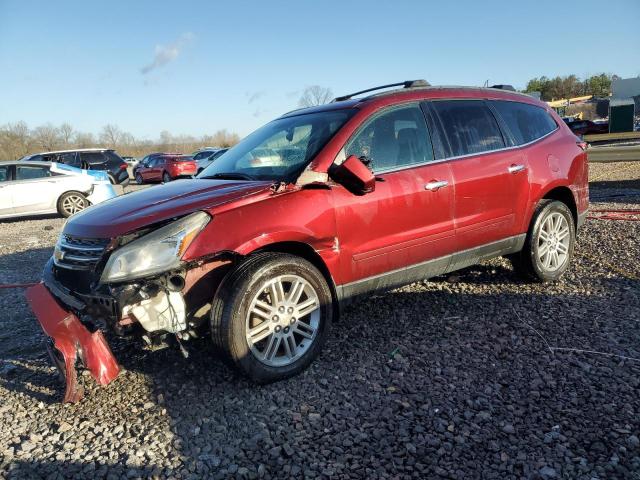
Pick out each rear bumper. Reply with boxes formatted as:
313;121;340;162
25;283;120;403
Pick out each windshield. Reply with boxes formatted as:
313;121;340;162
199;109;355;182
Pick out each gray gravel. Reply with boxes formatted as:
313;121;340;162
1;166;639;479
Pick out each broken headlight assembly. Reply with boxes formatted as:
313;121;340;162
100;211;210;283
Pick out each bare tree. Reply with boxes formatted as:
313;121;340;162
209;129;240;148
0;121;32;159
298;85;333;107
100;124;123;147
74;132;96;148
33;124;61;151
59;123;75;146
1;121;241;161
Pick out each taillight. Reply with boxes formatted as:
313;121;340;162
576;141;588;151
119;163;128;170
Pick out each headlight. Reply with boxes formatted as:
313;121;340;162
100;211;210;283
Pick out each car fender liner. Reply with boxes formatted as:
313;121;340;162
25;283;120;403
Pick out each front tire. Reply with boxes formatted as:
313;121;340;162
162;172;171;183
211;253;332;383
57;191;88;218
135;173;144;185
510;200;575;282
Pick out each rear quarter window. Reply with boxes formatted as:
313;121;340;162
490;100;557;145
105;151;126;165
80;152;106;164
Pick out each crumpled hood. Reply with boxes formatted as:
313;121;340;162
63;179;272;238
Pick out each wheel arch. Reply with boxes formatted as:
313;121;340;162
524;183;578;233
541;185;578;230
251;241;341;321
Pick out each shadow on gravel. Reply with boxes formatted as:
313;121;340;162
589;178;640;191
2;240;640;477
589;181;640;205
2;459;156;478
0;213;61;224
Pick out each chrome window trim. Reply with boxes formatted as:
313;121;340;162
333;97;560;176
372;125;558;175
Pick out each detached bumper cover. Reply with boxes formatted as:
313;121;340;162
25;283;120;403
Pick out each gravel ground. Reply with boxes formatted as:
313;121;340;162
1;166;639;479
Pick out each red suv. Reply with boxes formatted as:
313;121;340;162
133;153;197;184
27;81;588;401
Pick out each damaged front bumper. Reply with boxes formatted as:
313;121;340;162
27;252;231;402
25;282;120;403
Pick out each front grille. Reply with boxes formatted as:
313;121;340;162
55;235;110;271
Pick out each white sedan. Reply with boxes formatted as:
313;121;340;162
0;161;117;219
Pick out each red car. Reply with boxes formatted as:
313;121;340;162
133;153;197;184
27;81;588;401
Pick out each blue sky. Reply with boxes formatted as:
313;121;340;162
1;0;638;139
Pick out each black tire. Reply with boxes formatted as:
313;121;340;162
107;174;116;185
57;191;88;218
510;200;575;282
135;173;144;185
211;253;332;383
162;171;171;183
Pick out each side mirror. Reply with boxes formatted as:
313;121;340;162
329;155;375;195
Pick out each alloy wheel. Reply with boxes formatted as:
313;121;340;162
245;274;320;367
537;212;570;271
62;194;87;216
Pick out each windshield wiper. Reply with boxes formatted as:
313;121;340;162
202;172;256;181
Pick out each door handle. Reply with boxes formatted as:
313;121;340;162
425;180;449;191
508;164;526;174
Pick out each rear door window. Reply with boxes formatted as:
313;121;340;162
432;100;505;157
58;152;82;167
345;104;435;173
16;165;51;180
490;100;558;145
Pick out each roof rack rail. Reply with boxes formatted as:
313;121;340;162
332;79;430;102
490;84;516;92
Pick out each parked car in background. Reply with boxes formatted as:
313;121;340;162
27;81;588;401
565;119;609;136
0;161;117;219
20;148;130;186
196;148;228;174
133;153;197;184
122;156;139;168
192;148;218;161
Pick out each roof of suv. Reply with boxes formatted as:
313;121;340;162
281;85;544;118
29;148;115;155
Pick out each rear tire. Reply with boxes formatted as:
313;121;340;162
57;191;88;218
211;253;332;383
510;200;575;282
162;172;171;183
